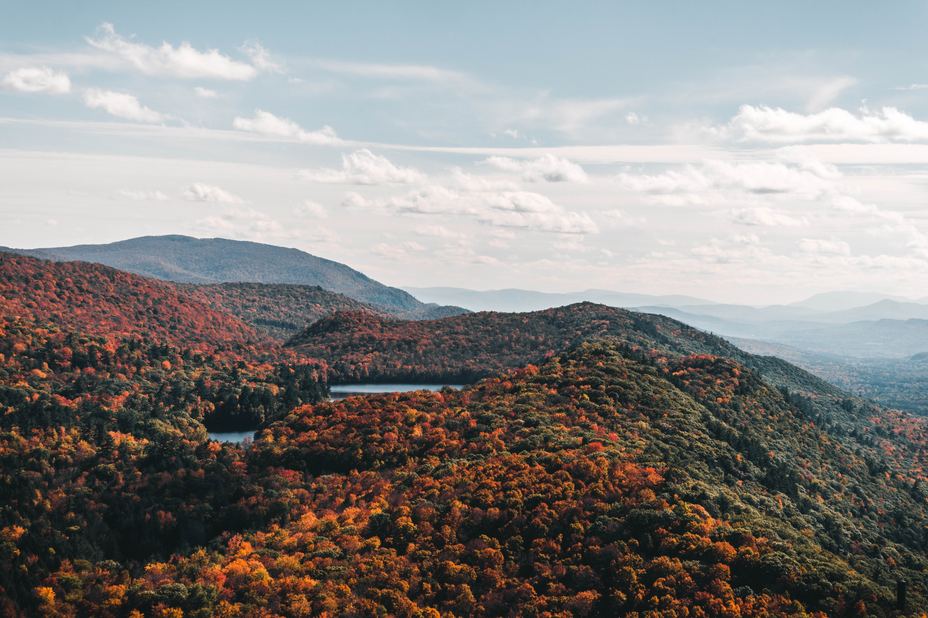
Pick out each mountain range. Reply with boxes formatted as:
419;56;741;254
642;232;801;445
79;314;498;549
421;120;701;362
4;235;464;320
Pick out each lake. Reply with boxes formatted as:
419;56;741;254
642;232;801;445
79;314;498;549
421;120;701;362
329;383;464;400
208;384;464;443
207;430;257;444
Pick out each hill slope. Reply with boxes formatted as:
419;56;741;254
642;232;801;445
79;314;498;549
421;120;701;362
6;235;463;318
0;252;260;348
33;339;928;615
182;282;379;340
287;302;841;397
5;262;928;614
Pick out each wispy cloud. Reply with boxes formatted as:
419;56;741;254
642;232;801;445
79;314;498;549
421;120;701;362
86;23;259;80
83;89;165;123
300;149;425;184
483;154;588;183
232;109;341;144
183;183;243;204
714;104;928;143
1;67;71;94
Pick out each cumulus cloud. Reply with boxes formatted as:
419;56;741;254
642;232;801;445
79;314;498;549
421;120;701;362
344;186;597;235
1;66;70;94
82;89;165;123
483;154;588;183
117;189;169;201
232;109;340;144
300;149;425;184
617;159;839;206
716;104;928;143
183;183;243;204
86;23;258;80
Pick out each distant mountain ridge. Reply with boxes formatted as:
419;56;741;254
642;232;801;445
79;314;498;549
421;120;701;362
405;286;710;313
4;235;464;319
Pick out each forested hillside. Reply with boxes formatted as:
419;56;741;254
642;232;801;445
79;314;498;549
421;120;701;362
3;255;928;615
18;341;928;615
0;253;261;348
183;282;379;339
288;303;842;397
6;235;465;318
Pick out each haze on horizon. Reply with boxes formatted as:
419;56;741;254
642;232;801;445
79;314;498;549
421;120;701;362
5;1;928;304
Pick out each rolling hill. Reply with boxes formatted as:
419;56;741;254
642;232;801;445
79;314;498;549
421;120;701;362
5;235;463;319
0;252;261;348
182;282;380;340
286;302;839;397
4;257;928;614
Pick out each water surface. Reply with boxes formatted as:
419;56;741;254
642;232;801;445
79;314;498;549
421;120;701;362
329;383;464;400
207;430;256;444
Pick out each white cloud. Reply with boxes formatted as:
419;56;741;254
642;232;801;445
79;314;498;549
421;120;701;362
183;183;243;204
194;207;330;243
717;104;928;143
1;67;71;94
295;199;328;218
731;207;805;227
240;41;282;73
193;86;218;98
82;89;165;123
86;23;258;80
799;238;851;256
617;159;838;206
346;186;597;235
117;189;169;201
232;109;340;144
300;149;425;184
483;154;588;183
625;112;642;125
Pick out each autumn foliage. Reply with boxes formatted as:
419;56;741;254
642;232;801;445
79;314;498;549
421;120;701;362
2;254;928;616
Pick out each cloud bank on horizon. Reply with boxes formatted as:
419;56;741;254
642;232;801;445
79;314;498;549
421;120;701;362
3;2;928;304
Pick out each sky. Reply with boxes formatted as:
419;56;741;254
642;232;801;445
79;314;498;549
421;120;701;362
5;2;928;304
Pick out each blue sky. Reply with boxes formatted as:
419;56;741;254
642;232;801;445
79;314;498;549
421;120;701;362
4;1;928;303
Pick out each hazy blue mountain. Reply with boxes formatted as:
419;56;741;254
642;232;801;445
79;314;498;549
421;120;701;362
812;299;928;323
404;286;710;312
4;235;463;318
789;290;913;312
